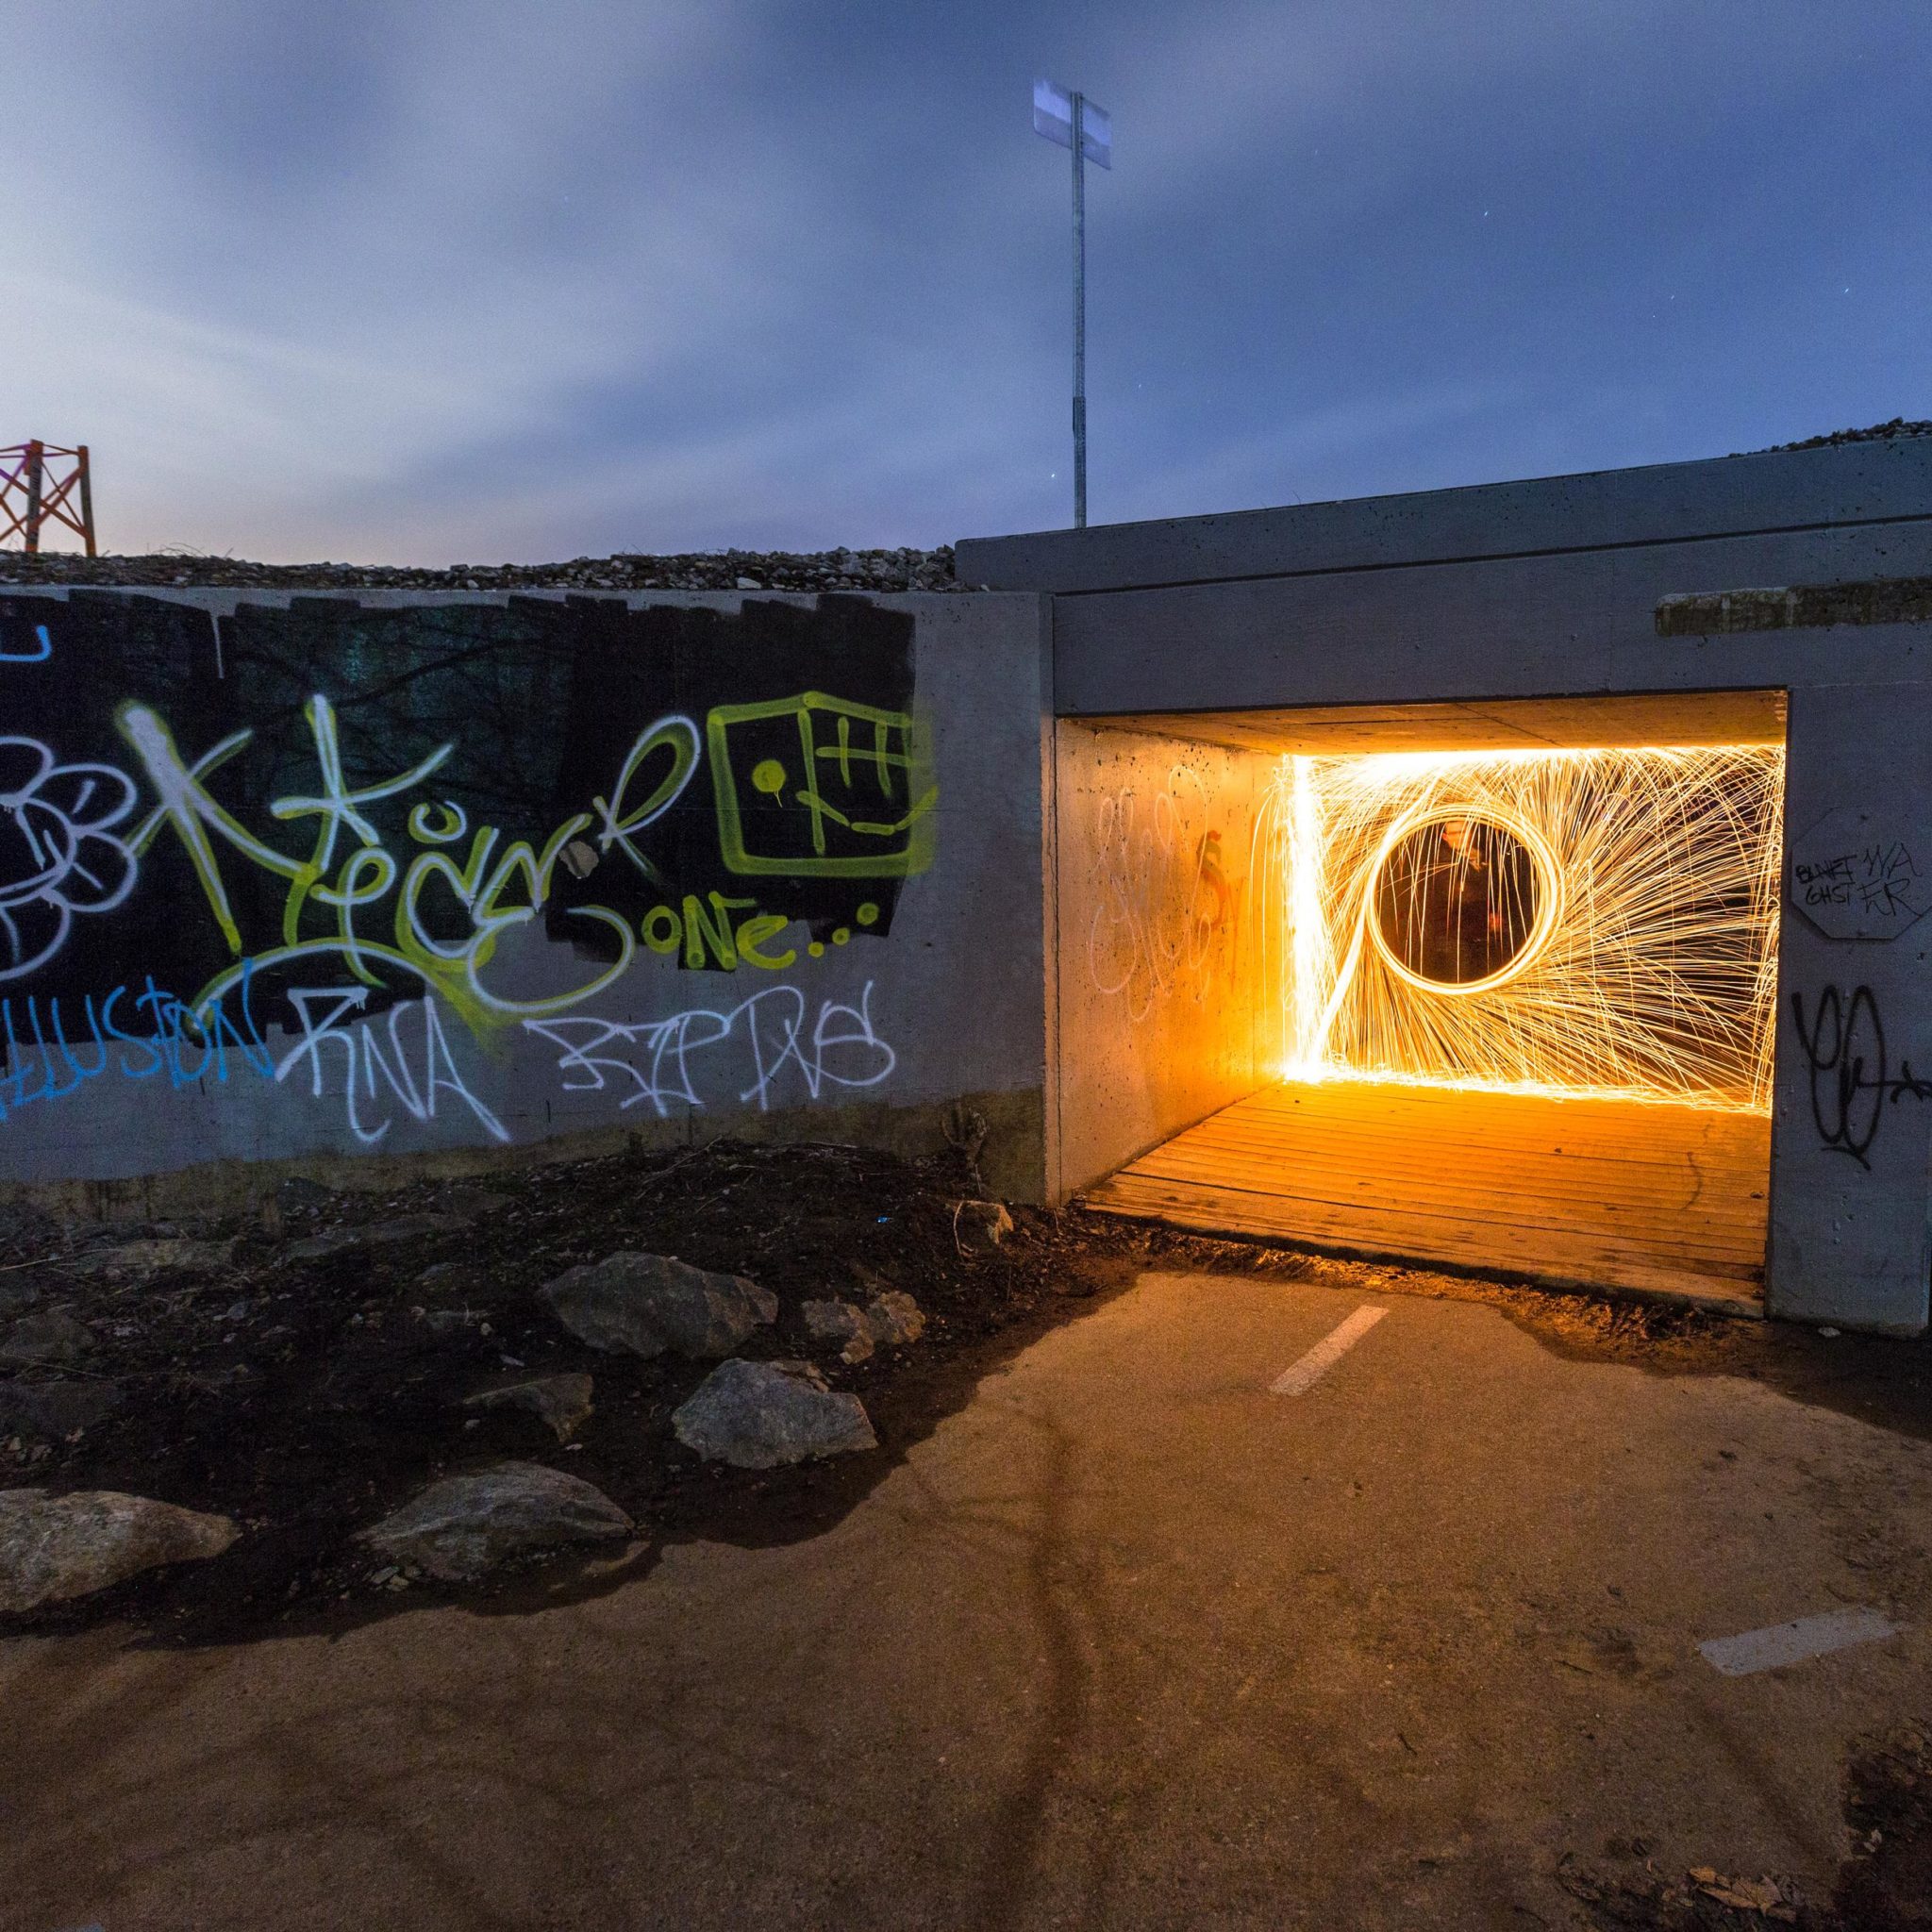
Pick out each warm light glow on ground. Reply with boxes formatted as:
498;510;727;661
1255;742;1784;1110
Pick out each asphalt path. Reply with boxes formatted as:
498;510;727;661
6;1267;1931;1929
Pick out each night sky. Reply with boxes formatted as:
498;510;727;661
9;1;1925;561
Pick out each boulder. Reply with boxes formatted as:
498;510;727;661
0;1310;96;1366
866;1290;925;1347
462;1374;595;1442
800;1291;926;1364
361;1462;633;1582
0;1378;123;1441
540;1254;775;1359
673;1358;877;1469
801;1297;875;1362
0;1489;239;1614
286;1212;466;1262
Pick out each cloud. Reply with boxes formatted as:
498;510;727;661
5;0;1926;559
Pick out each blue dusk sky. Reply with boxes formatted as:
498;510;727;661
8;1;1926;561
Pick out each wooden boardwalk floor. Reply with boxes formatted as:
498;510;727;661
1083;1078;1771;1303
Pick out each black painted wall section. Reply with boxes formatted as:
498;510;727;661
0;591;929;1058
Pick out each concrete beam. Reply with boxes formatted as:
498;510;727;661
957;438;1932;595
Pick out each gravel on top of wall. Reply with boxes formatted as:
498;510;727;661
1756;418;1932;454
0;543;984;593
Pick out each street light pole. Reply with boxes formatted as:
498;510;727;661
1071;91;1087;528
1034;80;1111;531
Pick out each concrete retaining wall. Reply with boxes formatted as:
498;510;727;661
0;587;1054;1212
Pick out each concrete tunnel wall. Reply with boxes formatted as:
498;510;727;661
961;437;1932;1333
1050;721;1279;1195
0;586;1057;1215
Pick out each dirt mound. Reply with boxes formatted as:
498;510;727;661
0;1138;1137;1641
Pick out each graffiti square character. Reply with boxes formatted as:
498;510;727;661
707;692;936;878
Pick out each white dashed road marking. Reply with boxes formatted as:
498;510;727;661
1698;1607;1898;1676
1270;1304;1387;1395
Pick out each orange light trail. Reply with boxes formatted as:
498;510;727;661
1255;742;1784;1111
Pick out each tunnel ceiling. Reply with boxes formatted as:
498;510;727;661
1083;689;1787;756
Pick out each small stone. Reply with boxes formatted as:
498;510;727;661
952;1201;1015;1253
0;1378;123;1441
1819;1326;1841;1338
64;1237;235;1280
361;1462;633;1582
463;1373;595;1442
286;1213;466;1262
0;1274;43;1316
275;1176;337;1213
0;1488;240;1614
735;575;761;590
540;1253;776;1359
0;1310;96;1366
417;1307;491;1336
417;1259;486;1297
673;1358;877;1469
436;1185;514;1220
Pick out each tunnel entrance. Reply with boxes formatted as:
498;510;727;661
1060;691;1787;1304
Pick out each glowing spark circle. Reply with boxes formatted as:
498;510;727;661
1363;803;1565;997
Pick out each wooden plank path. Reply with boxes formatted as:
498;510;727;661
1083;1078;1771;1303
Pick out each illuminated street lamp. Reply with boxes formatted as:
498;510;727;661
1033;79;1111;528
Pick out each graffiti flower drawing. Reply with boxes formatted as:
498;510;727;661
0;738;139;982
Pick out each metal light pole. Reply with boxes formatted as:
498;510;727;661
1034;80;1111;528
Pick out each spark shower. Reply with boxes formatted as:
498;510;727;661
1254;743;1785;1109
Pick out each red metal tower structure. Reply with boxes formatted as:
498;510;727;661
0;441;95;555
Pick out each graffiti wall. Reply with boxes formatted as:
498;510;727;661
1769;681;1932;1331
0;589;1052;1202
1053;721;1276;1191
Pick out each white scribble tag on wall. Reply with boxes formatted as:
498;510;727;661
1789;806;1931;941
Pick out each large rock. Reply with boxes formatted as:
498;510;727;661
0;1310;96;1366
361;1462;633;1582
0;1489;239;1614
462;1374;595;1442
540;1254;776;1359
673;1359;877;1469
